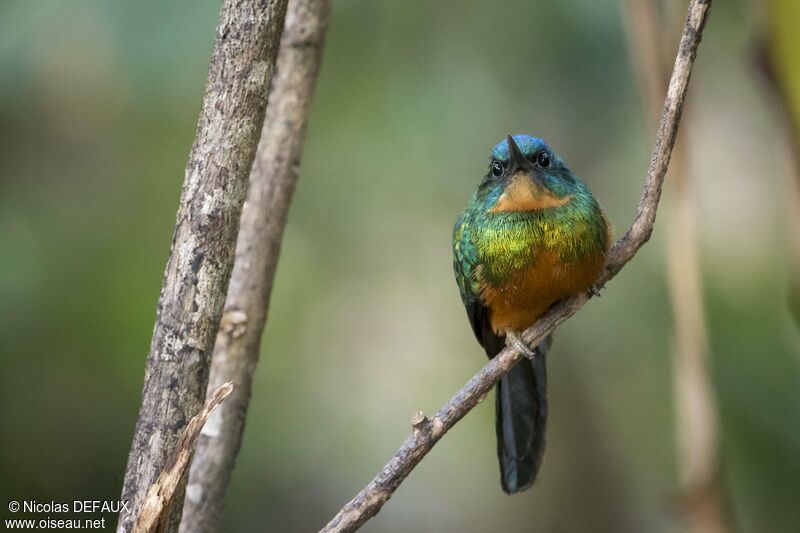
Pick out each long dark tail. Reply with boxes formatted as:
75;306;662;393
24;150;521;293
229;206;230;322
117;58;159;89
495;338;549;493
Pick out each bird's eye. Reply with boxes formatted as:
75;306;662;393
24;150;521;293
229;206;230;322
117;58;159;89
490;160;504;177
537;151;551;168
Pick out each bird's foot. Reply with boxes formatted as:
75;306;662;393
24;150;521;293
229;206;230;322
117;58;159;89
506;331;537;360
588;282;605;298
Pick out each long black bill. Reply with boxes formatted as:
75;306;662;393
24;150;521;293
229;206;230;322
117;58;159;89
506;134;534;173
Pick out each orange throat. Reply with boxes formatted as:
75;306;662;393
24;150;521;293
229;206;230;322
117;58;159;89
489;173;574;213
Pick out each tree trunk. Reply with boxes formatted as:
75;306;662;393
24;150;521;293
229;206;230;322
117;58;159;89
118;1;289;531
180;1;331;530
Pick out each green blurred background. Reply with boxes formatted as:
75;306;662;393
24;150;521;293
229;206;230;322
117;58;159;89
1;0;799;531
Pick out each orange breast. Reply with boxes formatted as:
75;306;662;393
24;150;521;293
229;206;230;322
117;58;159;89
479;249;605;334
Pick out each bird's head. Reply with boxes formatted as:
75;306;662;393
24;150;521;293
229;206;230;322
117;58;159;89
482;134;583;213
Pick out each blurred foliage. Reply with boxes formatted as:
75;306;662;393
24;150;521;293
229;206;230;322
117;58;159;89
0;0;798;532
769;0;800;120
767;0;800;328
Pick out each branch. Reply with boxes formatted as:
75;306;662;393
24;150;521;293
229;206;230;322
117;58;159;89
118;1;290;531
132;383;233;533
179;1;331;531
623;2;725;531
319;1;713;531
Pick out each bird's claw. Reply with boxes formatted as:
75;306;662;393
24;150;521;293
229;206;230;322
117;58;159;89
506;331;537;360
588;283;605;298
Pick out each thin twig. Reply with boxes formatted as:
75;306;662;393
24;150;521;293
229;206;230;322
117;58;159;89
118;1;289;531
132;383;233;533
319;1;713;531
622;1;725;532
179;1;331;531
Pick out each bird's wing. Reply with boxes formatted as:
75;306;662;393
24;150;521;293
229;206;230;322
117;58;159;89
453;213;494;349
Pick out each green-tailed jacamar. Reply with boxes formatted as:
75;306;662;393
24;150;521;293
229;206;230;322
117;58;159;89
453;135;610;493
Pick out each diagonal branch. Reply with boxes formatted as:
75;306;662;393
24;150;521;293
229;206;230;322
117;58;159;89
118;1;290;531
319;1;713;532
622;2;726;532
132;383;233;533
179;1;332;531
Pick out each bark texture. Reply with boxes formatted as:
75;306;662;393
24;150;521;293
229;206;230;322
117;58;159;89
320;1;713;531
132;383;233;533
179;1;331;531
118;1;289;531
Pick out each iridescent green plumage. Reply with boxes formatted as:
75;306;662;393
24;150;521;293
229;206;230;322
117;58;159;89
453;136;607;309
452;135;609;493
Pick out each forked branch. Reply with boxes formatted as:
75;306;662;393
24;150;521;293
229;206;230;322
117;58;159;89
320;1;712;532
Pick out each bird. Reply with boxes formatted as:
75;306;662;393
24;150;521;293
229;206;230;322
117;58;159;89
452;134;610;493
